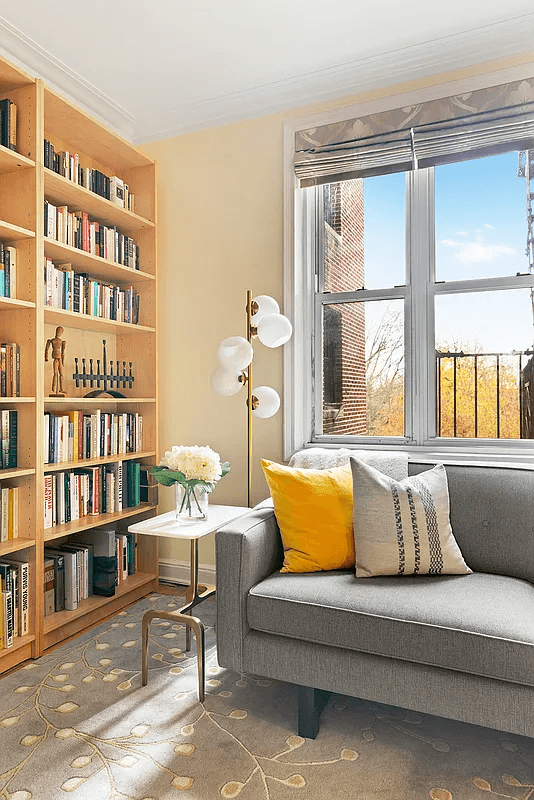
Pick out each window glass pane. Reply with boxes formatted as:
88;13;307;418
323;174;406;292
435;151;532;282
322;299;404;436
435;289;534;439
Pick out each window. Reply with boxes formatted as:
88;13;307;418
289;108;534;455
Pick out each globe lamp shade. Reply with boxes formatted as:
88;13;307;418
251;295;279;323
252;385;280;418
218;336;253;371
210;365;243;396
257;313;293;348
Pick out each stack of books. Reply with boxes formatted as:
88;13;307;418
0;243;17;298
44;201;140;270
44;528;137;610
0;556;29;650
44;460;142;529
44;410;143;463
43;139;135;211
44;258;140;323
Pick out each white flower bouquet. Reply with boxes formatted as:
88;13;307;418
151;445;230;520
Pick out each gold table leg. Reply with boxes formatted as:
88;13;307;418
141;609;205;701
141;538;214;699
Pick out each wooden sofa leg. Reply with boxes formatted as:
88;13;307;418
297;686;331;739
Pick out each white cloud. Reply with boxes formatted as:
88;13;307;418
455;230;468;236
484;223;494;229
438;235;516;264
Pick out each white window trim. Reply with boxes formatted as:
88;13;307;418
283;59;534;466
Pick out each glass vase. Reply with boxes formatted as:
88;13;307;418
175;482;208;523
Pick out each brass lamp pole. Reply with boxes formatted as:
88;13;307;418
243;291;259;508
211;290;291;509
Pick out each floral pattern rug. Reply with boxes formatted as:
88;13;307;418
0;593;533;800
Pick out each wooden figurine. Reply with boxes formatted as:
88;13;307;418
45;326;67;396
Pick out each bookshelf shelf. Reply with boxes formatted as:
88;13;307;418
0;144;35;176
0;397;35;404
43;571;157;647
44;397;155;406
0;538;35;557
0;58;158;671
44;238;155;283
44;86;153;173
44;169;155;235
44;306;155;334
0;219;35;242
44;504;157;541
0;145;35;175
0;633;36;665
44;450;156;473
0;467;36;480
0;296;36;310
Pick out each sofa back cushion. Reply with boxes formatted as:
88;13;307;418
409;463;534;584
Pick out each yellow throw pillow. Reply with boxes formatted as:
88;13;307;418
261;459;354;573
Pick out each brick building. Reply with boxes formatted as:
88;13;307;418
322;179;367;435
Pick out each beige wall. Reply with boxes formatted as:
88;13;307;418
140;53;534;570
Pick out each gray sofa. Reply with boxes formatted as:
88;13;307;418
215;459;534;739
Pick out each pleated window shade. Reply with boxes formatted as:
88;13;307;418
294;103;534;187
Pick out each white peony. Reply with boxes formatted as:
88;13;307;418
160;445;223;483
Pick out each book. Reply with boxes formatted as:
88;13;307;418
0;564;14;646
0;557;28;637
45;548;77;611
2;589;12;647
44;557;55;615
43;551;64;613
44;474;53;528
5;247;16;298
77;528;117;597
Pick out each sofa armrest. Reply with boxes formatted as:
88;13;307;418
215;504;282;673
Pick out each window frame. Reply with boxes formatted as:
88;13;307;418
283;62;534;466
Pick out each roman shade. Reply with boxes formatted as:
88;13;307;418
294;78;534;186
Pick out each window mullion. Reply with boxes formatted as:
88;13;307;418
409;168;435;445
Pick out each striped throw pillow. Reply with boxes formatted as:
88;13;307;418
350;458;471;578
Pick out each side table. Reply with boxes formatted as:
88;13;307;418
128;504;250;700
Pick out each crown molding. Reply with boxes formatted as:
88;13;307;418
133;13;534;143
0;11;533;145
0;15;134;140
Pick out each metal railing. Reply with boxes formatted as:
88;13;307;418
436;349;534;439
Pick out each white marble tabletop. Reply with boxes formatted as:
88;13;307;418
127;504;251;540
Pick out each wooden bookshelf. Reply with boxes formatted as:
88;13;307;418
0;57;159;672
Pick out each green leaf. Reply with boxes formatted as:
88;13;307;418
149;466;188;487
220;462;231;478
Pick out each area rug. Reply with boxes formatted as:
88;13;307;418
0;594;533;800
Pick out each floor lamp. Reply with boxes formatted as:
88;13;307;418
210;291;292;507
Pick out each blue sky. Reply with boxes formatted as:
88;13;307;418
362;152;534;353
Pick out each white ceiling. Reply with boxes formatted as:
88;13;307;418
1;1;534;144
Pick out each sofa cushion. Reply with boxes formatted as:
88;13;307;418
247;571;534;687
351;459;471;577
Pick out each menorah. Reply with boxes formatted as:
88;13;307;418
72;339;134;398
